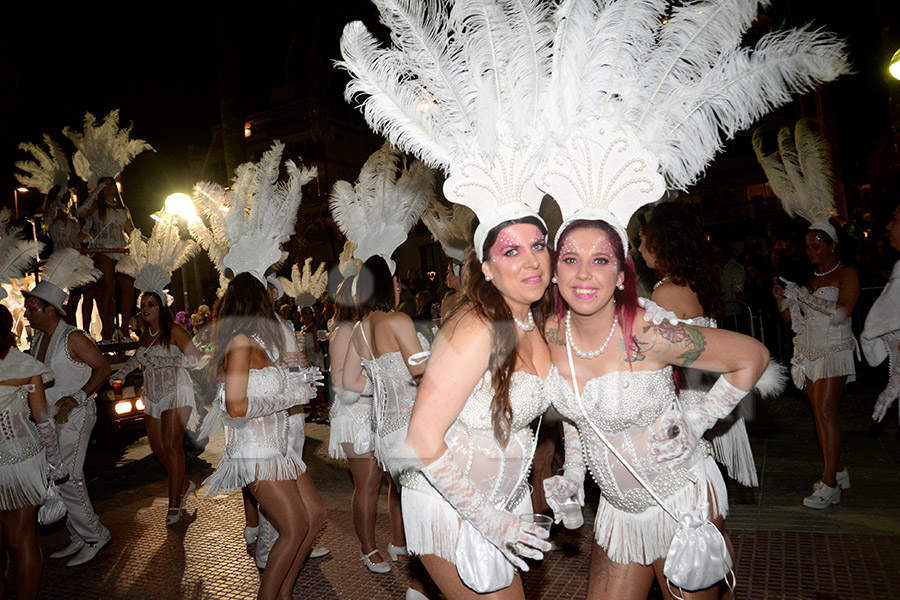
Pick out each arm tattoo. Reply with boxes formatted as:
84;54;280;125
642;322;706;367
546;328;566;346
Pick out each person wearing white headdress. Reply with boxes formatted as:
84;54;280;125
759;119;860;510
65;110;153;343
195;142;323;600
22;248;113;567
110;212;202;526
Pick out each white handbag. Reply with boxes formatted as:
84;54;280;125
38;481;66;526
565;342;734;597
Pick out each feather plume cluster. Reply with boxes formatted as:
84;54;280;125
193;141;316;285
189;181;231;294
279;257;328;308
329;143;433;273
752;118;835;229
0;209;44;302
117;212;198;305
420;198;474;261
15;135;70;194
40;248;101;292
338;240;362;279
63;110;154;188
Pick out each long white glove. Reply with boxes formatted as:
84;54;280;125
285;367;324;406
110;356;141;383
638;297;679;326
241;368;321;419
542;421;585;524
36;420;67;480
783;282;836;316
873;358;900;422
650;375;749;466
421;448;551;571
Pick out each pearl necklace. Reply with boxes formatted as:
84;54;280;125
513;310;535;332
813;262;841;277
148;327;161;337
565;310;617;359
653;276;671;291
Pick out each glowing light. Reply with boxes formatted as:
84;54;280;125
661;16;669;25
890;48;900;80
244;122;255;137
165;193;196;219
135;398;145;411
114;401;133;414
16;187;28;192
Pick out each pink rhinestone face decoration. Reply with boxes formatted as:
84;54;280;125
557;229;619;270
490;225;547;261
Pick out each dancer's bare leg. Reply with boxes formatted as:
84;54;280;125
94;254;116;339
117;272;135;335
162;406;191;508
809;376;847;487
252;479;309;600
2;506;41;600
420;553;525;599
343;444;384;562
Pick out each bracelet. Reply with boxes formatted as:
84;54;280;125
72;389;87;405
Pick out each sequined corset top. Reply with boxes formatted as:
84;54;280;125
362;352;417;438
219;366;290;457
796;286;853;358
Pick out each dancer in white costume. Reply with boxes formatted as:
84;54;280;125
756;119;859;509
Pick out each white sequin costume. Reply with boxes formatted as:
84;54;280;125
792;287;857;383
117;344;200;429
81;206;129;260
402;369;549;562
546;365;727;565
328;322;375;459
0;349;51;510
48;219;82;252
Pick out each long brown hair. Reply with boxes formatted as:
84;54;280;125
95;177;127;222
138;292;176;348
460;216;550;447
211;272;284;369
330;276;359;328
0;305;15;360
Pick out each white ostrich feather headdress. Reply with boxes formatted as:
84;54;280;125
24;248;102;315
189;181;231;295
338;240;363;280
421;198;475;262
328;143;433;274
0;209;43;302
116;212;198;306
537;0;849;251
753;118;837;240
63;110;154;189
279;257;328;308
194;141;317;286
338;0;555;261
15;135;70;195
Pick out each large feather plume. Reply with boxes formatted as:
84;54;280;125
189;181;231;294
204;141;317;283
63;110;154;188
117;211;198;304
40;248;101;291
279;257;328;308
753;118;835;227
15;135;70;194
420;198;474;261
329;143;433;273
0;208;43;301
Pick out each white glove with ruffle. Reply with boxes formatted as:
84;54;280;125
542;421;585;523
873;358;900;422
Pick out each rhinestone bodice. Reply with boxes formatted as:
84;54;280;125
457;369;550;431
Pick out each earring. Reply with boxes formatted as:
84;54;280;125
551;276;558;284
484;275;492;282
617;283;624;291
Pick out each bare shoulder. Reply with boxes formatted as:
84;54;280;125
438;306;492;349
67;329;103;363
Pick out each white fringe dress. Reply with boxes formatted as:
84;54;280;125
546;365;727;565
401;369;549;562
129;344;201;430
0;349;52;510
791;286;857;385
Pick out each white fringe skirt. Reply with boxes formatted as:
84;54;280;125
328;396;375;459
0;438;48;511
143;385;200;431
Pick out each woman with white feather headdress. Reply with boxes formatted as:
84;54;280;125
759;119;860;510
329;143;434;590
65;110;152;343
112;211;204;526
194;142;324;600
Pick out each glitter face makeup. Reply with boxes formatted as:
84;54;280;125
482;223;551;307
555;226;624;315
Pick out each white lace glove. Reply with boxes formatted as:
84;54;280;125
783;282;836;316
873;358;900;422
110;356;140;383
286;367;323;406
36;420;67;480
421;448;551;571
638;297;680;326
650;376;749;466
542;422;585;523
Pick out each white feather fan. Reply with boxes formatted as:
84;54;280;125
63;110;154;188
189;181;231;294
40;248;101;292
15;135;70;194
338;240;362;279
117;211;198;305
279;257;328;308
0;208;43;301
420;198;474;261
328;142;433;274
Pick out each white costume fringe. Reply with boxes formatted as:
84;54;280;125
328;388;375;460
143;386;200;431
0;450;48;510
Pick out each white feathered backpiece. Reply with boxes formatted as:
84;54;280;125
63;110;154;188
329;142;433;273
117;211;198;305
0;208;44;302
280;257;328;308
40;248;101;292
189;181;231;294
753;118;836;232
337;240;362;279
421;198;474;261
200;141;317;284
15;135;70;194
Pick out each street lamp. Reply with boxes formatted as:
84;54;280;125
891;48;900;81
13;187;27;219
165;193;197;312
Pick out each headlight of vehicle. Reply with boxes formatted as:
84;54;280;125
114;401;133;415
135;398;145;411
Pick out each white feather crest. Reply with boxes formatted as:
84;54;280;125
63;110;154;188
116;212;198;304
0;208;44;300
420;197;474;261
753;118;835;227
40;248;101;291
189;180;231;293
338;240;363;279
329;143;433;273
15;135;70;194
213;141;317;284
279;257;328;308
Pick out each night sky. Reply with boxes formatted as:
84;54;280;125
2;0;898;233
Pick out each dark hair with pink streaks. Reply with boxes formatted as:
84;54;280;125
552;219;639;360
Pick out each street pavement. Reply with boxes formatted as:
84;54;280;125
21;370;900;599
